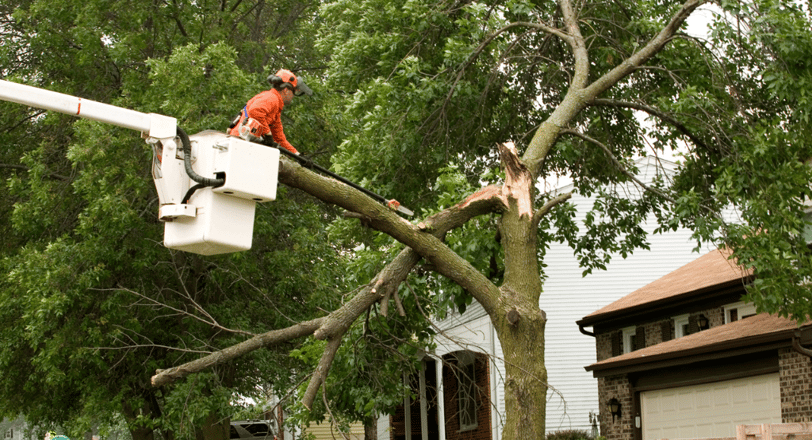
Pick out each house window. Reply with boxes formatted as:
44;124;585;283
673;314;690;338
724;302;757;323
622;327;637;354
456;352;478;431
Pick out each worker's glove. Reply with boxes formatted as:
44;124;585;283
260;136;279;148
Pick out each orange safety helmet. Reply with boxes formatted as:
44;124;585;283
267;69;313;96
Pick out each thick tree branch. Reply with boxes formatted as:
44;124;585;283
590;98;711;152
561;128;677;203
151;318;325;387
557;0;589;90
277;158;504;315
302;336;342;411
584;0;708;98
151;163;508;388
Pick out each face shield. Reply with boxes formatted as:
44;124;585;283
293;76;313;96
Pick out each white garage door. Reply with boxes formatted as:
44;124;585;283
641;374;781;440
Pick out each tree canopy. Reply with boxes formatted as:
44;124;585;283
1;0;811;439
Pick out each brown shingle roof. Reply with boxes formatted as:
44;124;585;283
586;312;804;373
581;249;752;322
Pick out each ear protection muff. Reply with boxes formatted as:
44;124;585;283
266;69;311;95
267;74;285;88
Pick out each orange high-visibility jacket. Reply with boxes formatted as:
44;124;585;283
229;88;298;154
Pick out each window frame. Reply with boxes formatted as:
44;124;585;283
673;314;690;338
456;352;479;432
724;301;757;323
622;326;637;354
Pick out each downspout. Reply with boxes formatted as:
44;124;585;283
792;330;812;357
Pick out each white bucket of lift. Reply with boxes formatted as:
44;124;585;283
162;130;279;255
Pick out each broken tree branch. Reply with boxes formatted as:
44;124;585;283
302;336;342;410
151;318;324;387
151;164;508;388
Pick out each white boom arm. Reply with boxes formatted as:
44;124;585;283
0;79;176;138
0;79;279;256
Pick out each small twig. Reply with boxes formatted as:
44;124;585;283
561;128;677;204
591;98;711;153
0;163;71;181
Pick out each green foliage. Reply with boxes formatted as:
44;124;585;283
661;0;812;322
544;429;593;440
3;0;812;438
0;0;340;438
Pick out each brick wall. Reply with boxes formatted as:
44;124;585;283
595;308;726;361
597;375;634;440
641;319;666;348
596;331;613;362
779;347;812;422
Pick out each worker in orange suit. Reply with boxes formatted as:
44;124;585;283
229;69;312;154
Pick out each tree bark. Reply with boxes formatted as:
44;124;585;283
492;143;549;440
494;302;547;440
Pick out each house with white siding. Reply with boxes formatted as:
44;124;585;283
379;157;713;439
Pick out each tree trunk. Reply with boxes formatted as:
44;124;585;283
493;142;548;439
363;419;377;440
494;303;547;440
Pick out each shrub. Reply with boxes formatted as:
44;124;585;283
545;429;593;440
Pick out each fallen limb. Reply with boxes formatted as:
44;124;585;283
151;157;509;389
151;318;325;387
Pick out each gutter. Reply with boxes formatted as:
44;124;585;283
579;324;595;337
792;329;812;358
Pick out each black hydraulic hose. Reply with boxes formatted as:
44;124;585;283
182;183;207;204
177;127;225;188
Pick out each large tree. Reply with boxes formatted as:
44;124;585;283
3;0;812;439
153;0;812;438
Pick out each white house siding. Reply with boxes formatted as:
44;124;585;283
542;212;705;432
543;158;712;432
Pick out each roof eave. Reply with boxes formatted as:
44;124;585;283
576;277;752;329
585;327;794;377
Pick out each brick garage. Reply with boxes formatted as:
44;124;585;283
780;347;812;422
580;250;812;440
